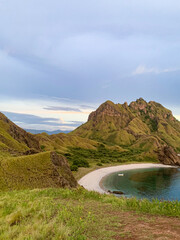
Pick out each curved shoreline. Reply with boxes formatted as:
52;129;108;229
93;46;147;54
78;163;176;194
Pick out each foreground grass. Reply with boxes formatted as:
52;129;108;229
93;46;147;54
0;187;180;240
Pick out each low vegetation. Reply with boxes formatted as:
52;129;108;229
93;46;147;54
66;144;158;171
0;152;77;191
0;188;180;240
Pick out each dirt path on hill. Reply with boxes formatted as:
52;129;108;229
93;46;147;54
83;201;180;240
110;211;180;240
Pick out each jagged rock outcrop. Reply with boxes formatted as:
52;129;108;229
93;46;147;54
50;152;77;188
89;101;125;120
156;146;180;166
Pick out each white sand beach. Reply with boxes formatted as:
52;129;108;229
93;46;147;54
78;163;175;194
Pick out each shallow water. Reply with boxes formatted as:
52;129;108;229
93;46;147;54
102;167;180;201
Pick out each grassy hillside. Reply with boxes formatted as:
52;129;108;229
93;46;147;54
0;107;179;239
71;98;180;166
0;113;40;156
35;132;98;154
72;99;180;149
34;131;157;171
0;113;79;191
0;152;77;191
0;188;180;240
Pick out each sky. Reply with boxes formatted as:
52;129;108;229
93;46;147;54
0;0;180;131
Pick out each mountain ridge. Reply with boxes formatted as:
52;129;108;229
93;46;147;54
72;98;180;165
0;112;40;155
0;98;179;192
25;129;71;135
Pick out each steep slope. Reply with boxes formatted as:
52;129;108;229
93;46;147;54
0;112;77;190
0;112;40;156
72;98;180;165
35;132;98;153
0;151;77;191
129;98;180;149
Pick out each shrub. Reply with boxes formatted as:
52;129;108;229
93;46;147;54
73;159;90;168
64;153;71;157
40;145;45;151
97;162;103;166
101;159;110;163
70;165;78;171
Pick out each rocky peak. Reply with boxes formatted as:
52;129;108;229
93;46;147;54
136;97;147;103
123;102;128;108
88;100;122;121
129;98;148;113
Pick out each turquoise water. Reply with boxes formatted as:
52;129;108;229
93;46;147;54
102;167;180;201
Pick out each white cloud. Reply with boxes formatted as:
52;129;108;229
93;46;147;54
0;97;95;131
132;65;180;75
174;115;180;121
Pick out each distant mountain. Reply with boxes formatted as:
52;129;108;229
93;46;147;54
25;129;71;135
72;98;180;165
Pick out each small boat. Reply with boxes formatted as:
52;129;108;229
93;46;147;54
118;173;124;176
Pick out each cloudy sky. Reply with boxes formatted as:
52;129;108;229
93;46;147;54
0;0;180;131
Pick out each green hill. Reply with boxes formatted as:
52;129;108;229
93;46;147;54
0;102;179;239
0;112;40;157
0;98;179;192
35;132;98;153
0;113;77;191
0;151;77;191
71;98;180;165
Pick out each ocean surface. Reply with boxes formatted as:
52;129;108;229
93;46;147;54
102;167;180;201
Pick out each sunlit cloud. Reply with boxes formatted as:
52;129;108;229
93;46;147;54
2;111;62;126
44;106;81;112
2;111;85;131
79;105;96;109
175;115;180;121
133;65;180;75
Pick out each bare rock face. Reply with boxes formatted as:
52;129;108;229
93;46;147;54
129;98;148;112
156;146;180;166
9;123;40;151
88;101;122;121
50;152;77;188
108;190;124;195
87;100;134;129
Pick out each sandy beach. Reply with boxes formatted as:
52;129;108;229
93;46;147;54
78;163;175;194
